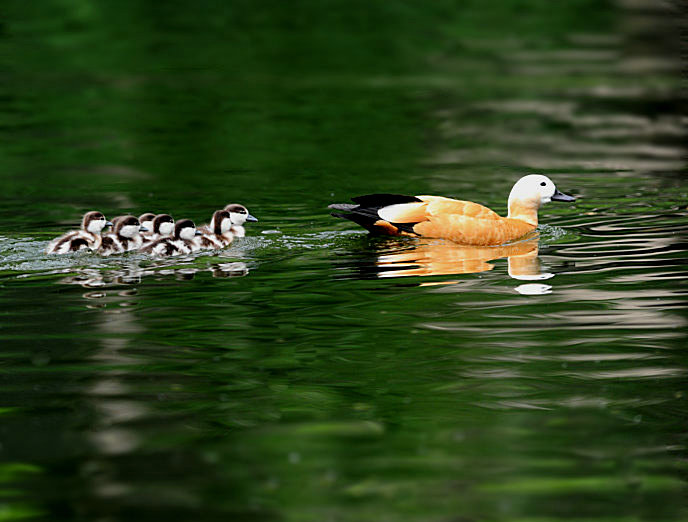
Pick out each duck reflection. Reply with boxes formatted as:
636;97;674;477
371;236;553;293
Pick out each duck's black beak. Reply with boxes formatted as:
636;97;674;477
139;226;149;232
105;221;113;227
195;230;202;236
246;214;258;222
551;189;576;202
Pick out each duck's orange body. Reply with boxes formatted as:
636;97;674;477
330;176;575;246
396;196;535;246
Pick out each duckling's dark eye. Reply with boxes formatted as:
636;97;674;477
540;182;547;186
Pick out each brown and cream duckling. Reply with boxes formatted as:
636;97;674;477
196;209;233;250
109;215;126;229
138;213;156;238
140;213;175;245
98;215;147;256
46;211;112;254
223;203;258;237
140;219;201;256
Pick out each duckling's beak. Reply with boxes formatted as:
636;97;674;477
246;214;258;222
551;189;576;202
105;221;113;227
139;226;149;232
195;230;202;236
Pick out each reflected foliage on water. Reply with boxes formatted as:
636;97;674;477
0;0;687;521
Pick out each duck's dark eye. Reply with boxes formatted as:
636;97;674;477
540;182;547;186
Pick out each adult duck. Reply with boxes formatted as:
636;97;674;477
329;174;575;246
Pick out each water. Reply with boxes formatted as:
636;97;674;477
1;1;686;520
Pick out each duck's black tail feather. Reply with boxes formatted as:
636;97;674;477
329;194;422;235
350;194;421;207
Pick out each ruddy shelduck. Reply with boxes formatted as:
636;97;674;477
329;175;575;246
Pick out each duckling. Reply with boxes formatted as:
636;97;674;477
138;213;156;238
223;203;258;237
109;215;126;229
46;211;112;254
196;210;233;250
329;175;576;246
98;215;147;256
140;214;175;245
140;219;201;256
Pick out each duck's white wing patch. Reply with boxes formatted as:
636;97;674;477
378;202;427;223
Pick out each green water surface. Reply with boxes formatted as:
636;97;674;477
0;1;686;521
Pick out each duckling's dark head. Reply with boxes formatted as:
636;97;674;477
82;211;109;234
224;203;258;225
153;214;175;236
138;212;155;224
174;219;198;241
115;215;142;238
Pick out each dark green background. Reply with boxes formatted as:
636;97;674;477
0;1;686;520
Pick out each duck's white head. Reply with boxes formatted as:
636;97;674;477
153;214;175;237
509;175;575;207
175;219;201;241
210;210;232;235
82;211;111;234
224;203;258;226
509;174;576;208
507;175;575;225
115;215;144;238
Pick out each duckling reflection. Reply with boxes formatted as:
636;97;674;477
59;267;152;288
374;236;550;281
210;262;249;278
58;261;250;291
